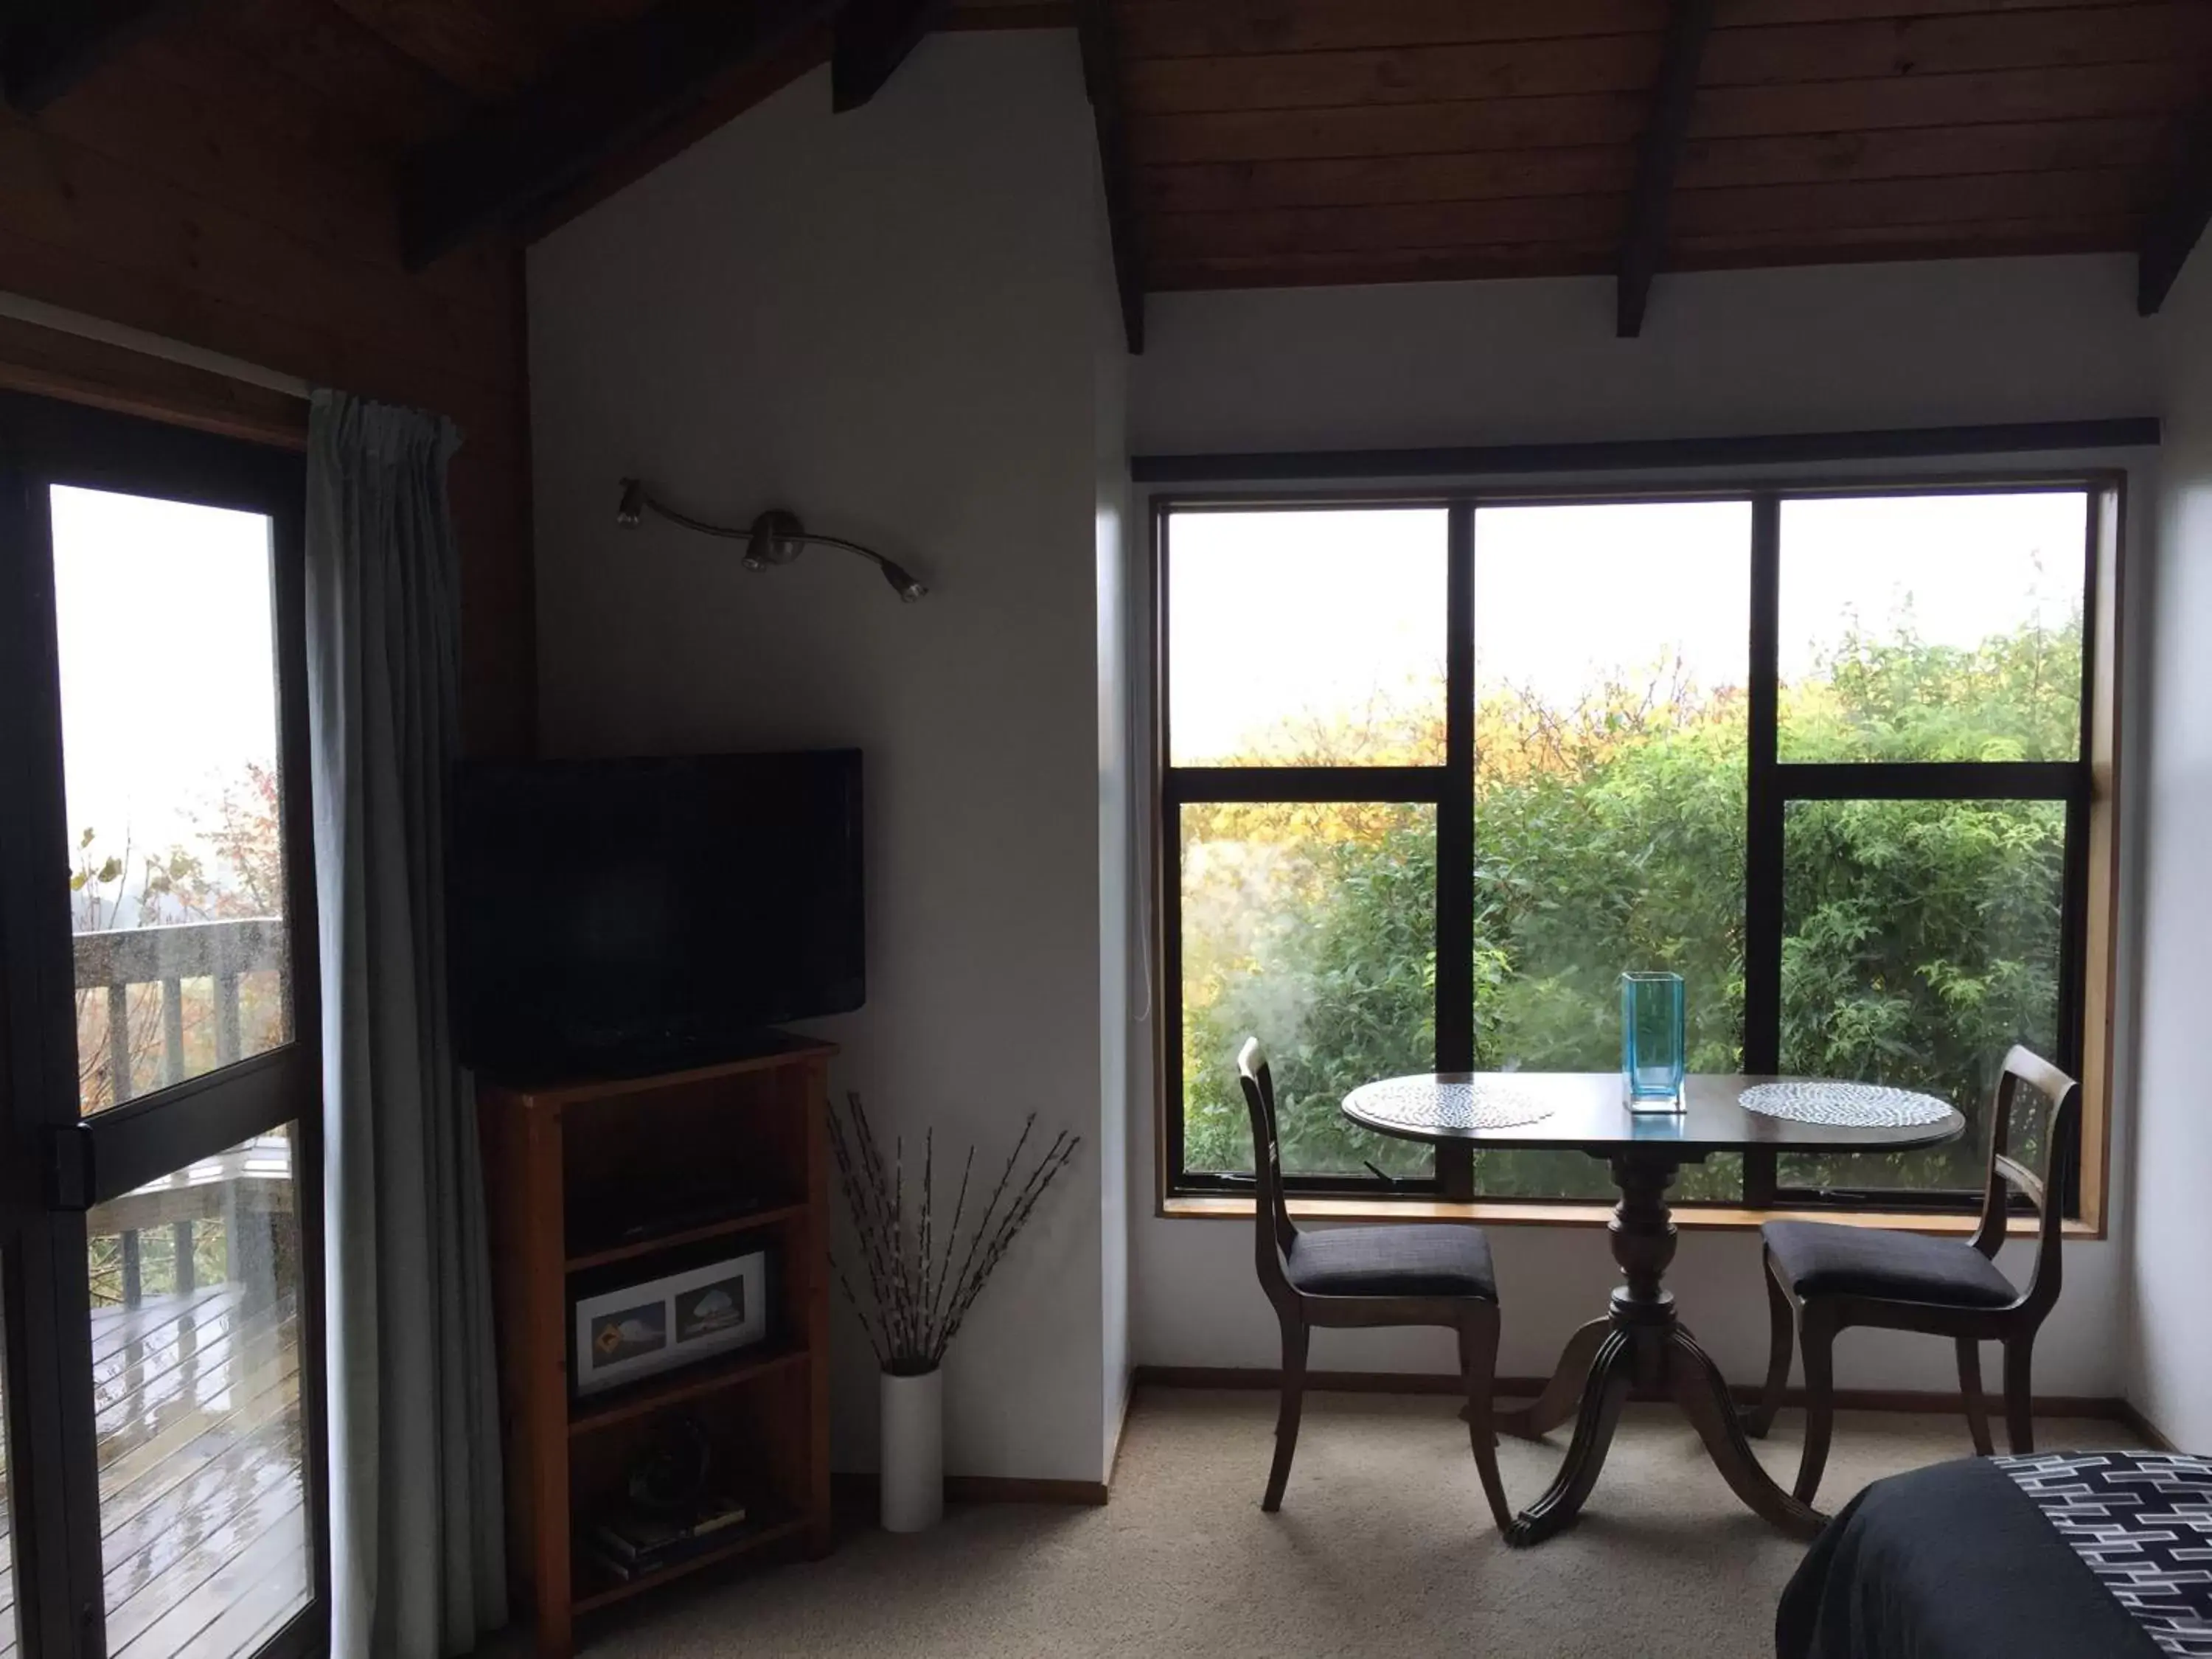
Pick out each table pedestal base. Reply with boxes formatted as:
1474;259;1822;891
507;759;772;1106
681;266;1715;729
1493;1151;1826;1547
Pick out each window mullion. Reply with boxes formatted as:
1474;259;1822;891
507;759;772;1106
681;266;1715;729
1744;495;1782;1208
1439;499;1476;1201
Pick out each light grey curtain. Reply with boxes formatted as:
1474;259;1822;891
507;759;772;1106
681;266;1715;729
306;390;507;1659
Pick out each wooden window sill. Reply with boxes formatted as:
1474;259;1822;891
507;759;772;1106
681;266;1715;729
1158;1193;2104;1240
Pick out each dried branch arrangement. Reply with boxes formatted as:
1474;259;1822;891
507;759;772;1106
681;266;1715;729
827;1093;1080;1376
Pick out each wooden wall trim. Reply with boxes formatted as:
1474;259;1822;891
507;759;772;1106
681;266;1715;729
0;310;306;448
1133;1364;2143;1426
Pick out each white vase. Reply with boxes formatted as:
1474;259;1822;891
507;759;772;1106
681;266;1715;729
879;1366;944;1533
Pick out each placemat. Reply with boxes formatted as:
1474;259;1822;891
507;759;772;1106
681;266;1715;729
1739;1080;1953;1128
1349;1077;1555;1133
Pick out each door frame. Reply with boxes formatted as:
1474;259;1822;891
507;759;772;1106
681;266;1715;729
0;392;329;1659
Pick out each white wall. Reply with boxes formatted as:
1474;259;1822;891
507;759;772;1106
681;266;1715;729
2131;251;2212;1451
528;31;1127;1482
1092;161;1134;1471
1136;257;2158;456
1130;258;2161;1400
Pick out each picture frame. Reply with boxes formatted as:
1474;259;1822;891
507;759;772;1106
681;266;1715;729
571;1249;769;1397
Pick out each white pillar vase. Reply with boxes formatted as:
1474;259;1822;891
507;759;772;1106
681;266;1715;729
879;1366;944;1533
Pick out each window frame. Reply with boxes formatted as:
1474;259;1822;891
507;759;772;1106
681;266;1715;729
1152;472;2122;1228
0;390;330;1659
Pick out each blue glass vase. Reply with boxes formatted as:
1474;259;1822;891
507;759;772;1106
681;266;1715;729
1621;972;1686;1111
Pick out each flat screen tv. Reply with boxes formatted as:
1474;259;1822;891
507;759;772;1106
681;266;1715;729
451;750;864;1077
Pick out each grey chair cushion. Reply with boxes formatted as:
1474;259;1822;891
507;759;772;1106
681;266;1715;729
1764;1220;2018;1310
1286;1223;1497;1301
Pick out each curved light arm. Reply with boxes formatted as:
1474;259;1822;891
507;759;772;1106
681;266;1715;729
616;479;928;602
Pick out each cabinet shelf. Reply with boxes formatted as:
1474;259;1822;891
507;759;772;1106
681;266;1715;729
569;1341;808;1437
565;1201;810;1272
571;1514;807;1613
479;1036;835;1658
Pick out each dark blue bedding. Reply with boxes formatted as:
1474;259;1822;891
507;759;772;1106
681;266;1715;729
1777;1452;2212;1659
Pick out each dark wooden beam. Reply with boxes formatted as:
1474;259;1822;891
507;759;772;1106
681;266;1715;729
1074;0;1143;353
1;0;194;113
400;0;846;268
2138;105;2212;316
1616;0;1714;339
831;0;950;111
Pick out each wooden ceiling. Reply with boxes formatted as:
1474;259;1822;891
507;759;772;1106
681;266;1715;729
1091;0;2212;341
7;0;2212;353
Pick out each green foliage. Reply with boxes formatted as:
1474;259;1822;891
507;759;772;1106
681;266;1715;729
1180;615;2079;1200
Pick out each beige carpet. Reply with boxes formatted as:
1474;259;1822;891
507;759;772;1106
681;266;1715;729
574;1388;2148;1659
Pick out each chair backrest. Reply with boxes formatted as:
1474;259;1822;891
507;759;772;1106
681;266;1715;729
1969;1043;2080;1313
1235;1037;1298;1301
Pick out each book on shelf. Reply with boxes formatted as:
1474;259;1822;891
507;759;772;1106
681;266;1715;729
589;1493;751;1574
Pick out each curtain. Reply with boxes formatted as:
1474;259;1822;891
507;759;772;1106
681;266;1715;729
307;390;507;1659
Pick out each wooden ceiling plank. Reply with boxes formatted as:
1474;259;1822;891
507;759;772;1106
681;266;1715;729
1138;147;1638;215
1125;35;1665;118
1135;117;2170;215
1149;194;1630;261
1149;216;2138;293
1716;0;2147;25
1150;245;1620;291
1677;116;2171;191
31;34;512;319
325;0;546;102
1670;166;2154;240
213;0;474;153
1703;4;2212;90
832;0;954;111
0;112;515;393
1618;0;1714;336
1116;0;2158;60
1117;1;1667;60
1131;93;1649;167
1673;215;2138;267
1;0;198;114
1688;60;2202;140
1129;60;2196;170
1120;7;2212;121
398;0;845;268
2138;107;2212;313
1078;0;1145;350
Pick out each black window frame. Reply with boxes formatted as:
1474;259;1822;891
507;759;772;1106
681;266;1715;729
1155;474;2113;1217
0;391;330;1659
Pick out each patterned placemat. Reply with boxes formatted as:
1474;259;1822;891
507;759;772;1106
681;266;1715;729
1348;1077;1555;1133
1739;1080;1953;1128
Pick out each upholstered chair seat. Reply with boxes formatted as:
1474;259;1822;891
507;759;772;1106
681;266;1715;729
1762;1221;2019;1310
1286;1225;1498;1301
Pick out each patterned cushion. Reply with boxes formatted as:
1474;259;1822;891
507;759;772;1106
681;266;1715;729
1764;1219;2018;1309
1286;1223;1496;1301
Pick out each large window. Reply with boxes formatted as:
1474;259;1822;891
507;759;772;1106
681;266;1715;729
1159;484;2107;1214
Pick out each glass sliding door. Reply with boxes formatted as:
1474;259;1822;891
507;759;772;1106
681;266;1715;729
0;393;325;1659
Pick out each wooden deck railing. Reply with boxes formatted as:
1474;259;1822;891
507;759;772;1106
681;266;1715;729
74;917;287;1102
72;919;293;1310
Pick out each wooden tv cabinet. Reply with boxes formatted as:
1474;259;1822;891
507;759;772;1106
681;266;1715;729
476;1035;835;1658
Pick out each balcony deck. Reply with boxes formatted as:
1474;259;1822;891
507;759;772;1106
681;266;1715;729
0;1281;310;1659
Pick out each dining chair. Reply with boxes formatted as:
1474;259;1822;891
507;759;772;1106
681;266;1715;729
1744;1043;2080;1506
1234;1038;1515;1530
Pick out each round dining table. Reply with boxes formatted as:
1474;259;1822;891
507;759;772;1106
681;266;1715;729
1340;1071;1965;1547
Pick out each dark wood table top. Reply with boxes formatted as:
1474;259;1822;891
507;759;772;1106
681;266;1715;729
1341;1071;1966;1158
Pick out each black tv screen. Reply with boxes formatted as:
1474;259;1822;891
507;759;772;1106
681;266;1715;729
451;751;864;1076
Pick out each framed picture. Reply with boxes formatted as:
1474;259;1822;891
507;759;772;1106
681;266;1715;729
572;1250;769;1397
